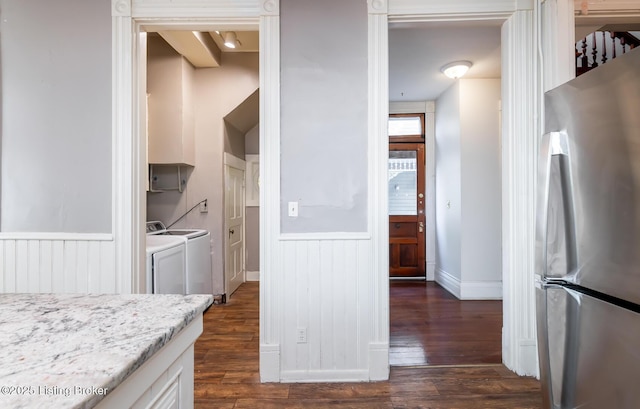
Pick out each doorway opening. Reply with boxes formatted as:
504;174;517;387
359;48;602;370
138;23;260;301
388;20;504;368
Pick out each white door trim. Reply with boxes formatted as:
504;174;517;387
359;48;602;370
388;0;539;377
389;101;436;280
111;0;261;295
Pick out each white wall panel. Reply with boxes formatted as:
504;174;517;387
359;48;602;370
0;237;117;294
279;238;373;382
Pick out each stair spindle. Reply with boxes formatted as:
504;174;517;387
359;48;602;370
610;32;617;59
601;31;608;64
591;32;598;68
581;38;588;68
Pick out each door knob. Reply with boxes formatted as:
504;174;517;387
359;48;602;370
418;193;424;199
229;229;235;237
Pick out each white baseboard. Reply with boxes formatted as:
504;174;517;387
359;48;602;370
261;342;389;382
368;342;390;381
435;268;461;298
426;261;436;281
518;339;539;377
246;271;260;281
461;280;503;300
435;268;502;300
259;344;280;382
280;369;370;383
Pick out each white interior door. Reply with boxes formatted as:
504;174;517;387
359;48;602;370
224;153;246;297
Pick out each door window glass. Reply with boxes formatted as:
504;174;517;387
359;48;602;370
389;150;417;215
388;116;422;136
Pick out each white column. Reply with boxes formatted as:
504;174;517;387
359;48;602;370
541;0;576;91
112;0;138;294
259;0;282;383
501;4;540;377
367;0;390;382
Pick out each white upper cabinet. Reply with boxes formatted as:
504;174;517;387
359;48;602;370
147;34;195;166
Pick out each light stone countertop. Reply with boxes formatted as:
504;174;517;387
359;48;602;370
0;293;213;409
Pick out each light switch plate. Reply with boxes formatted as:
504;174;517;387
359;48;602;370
288;201;298;217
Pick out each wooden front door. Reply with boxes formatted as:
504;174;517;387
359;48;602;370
389;143;425;278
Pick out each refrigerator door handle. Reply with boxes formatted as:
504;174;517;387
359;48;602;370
548;131;570;156
544;131;578;279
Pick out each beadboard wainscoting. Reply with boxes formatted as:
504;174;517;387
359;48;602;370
276;236;379;382
0;235;117;294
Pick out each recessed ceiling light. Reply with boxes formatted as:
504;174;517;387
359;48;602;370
440;61;473;79
224;31;238;49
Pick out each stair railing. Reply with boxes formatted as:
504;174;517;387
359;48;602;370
576;31;639;76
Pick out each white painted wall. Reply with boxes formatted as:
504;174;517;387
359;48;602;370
459;79;502;284
245;124;260;274
434;83;462;281
147;52;259;296
0;0;111;233
434;79;502;299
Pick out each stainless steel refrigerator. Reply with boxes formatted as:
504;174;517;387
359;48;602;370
536;48;640;409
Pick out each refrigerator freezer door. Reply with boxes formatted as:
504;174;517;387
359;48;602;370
537;284;640;409
543;49;640;304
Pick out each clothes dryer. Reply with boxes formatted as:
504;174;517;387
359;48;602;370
147;221;213;295
145;234;186;294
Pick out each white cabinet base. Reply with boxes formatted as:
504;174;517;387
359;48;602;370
96;315;202;409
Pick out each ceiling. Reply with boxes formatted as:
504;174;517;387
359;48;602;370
155;30;258;68
389;21;502;102
160;22;502;102
160;17;639;102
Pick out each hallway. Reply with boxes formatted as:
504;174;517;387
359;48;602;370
390;280;502;366
193;282;540;408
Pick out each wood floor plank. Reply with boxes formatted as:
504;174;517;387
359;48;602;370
233;398;395;409
194;282;542;408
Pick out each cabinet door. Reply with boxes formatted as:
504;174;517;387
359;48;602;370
149;377;180;409
147;34;195;166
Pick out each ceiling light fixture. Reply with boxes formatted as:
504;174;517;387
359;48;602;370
224;31;238;49
440;60;472;79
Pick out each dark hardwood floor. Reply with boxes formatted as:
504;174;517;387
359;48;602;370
390;280;502;366
194;282;541;408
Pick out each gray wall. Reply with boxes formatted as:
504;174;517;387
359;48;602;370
245;124;259;273
435;79;502;285
245;124;259;155
280;0;368;233
0;0;112;233
223;121;246;158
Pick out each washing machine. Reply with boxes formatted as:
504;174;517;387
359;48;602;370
145;234;186;294
147;221;213;295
